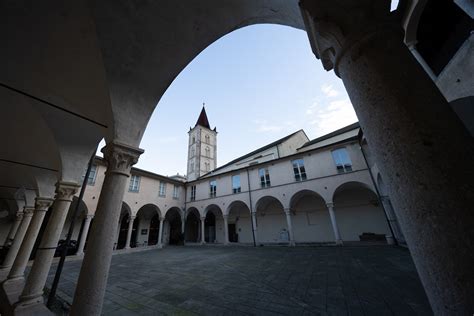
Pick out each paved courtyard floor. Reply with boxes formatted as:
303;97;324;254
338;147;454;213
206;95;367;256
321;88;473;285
46;245;432;315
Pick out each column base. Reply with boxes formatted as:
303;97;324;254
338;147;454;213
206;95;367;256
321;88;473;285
13;300;54;316
157;244;163;249
75;251;84;256
336;240;344;246
0;277;25;315
288;241;296;247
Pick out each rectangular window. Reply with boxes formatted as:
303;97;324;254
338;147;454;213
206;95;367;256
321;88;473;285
292;159;307;181
209;180;217;198
259;168;271;188
173;185;179;199
129;175;140;192
331;148;353;173
87;164;97;185
159;181;166;197
190;185;196;201
232;175;241;193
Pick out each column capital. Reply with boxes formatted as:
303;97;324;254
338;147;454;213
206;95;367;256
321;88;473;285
159;216;164;222
15;211;24;220
326;202;335;208
284;208;293;215
300;0;397;76
130;215;136;221
379;195;390;202
55;181;80;202
85;214;94;220
200;216;206;221
223;214;228;219
22;206;35;217
34;197;54;211
102;141;144;176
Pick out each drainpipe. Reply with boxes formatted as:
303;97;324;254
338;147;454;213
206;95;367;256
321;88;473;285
359;143;398;245
246;168;256;247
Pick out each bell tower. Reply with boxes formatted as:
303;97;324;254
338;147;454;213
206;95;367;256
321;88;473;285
187;105;217;181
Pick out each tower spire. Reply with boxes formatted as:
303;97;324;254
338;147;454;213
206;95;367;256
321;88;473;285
195;104;211;129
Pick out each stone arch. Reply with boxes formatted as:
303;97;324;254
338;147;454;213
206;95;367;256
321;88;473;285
254;196;287;244
203;204;224;243
134;204;161;247
226;200;252;243
185;207;200;243
330;181;375;202
164;207;183;245
332;182;390;242
116;202;132;249
62;196;89;249
289;190;333;243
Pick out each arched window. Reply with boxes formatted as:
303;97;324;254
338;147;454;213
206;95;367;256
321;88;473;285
190;162;194;172
205;135;210;144
205;147;210;157
192;136;195;144
191;147;195;157
205;162;210;171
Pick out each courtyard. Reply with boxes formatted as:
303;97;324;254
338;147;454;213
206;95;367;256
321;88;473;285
46;245;431;315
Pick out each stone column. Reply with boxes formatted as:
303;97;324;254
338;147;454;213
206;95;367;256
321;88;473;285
0;206;34;276
200;216;206;244
283;208;295;246
4;198;54;282
223;215;229;244
3;211;24;247
71;142;143;316
75;215;93;256
380;196;405;244
15;181;79;309
251;211;258;245
300;1;474;313
124;215;135;250
157;217;164;248
326;203;343;245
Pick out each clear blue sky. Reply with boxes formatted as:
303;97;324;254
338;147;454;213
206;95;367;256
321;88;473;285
125;24;358;176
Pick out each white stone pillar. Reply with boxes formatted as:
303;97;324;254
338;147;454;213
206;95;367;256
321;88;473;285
157;217;164;248
0;206;34;276
200;216;205;244
15;181;79;309
326;203;343;245
124;216;135;250
223;215;229;245
75;215;93;255
251;211;258;245
283;208;295;246
71;142;143;316
4;197;54;282
301;1;474;312
4;211;24;247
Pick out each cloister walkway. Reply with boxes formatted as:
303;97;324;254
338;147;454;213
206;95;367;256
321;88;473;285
46;246;431;315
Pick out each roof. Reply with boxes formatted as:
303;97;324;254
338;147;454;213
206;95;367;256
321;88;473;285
201;129;306;176
195;106;211;129
300;122;360;148
93;156;185;185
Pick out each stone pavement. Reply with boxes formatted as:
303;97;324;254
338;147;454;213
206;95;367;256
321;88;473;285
45;245;432;315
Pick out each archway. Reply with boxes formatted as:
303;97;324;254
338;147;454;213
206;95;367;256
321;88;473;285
333;182;390;242
134;204;160;247
185;208;200;243
255;196;286;244
289;190;332;243
226;201;252;243
116;202;132;249
165;207;183;245
203;204;224;243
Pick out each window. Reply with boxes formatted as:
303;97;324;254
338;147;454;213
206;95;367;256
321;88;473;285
209;180;217;198
191;147;195;157
82;164;97;186
129;175;140;192
173;185;179;199
292;159;307;181
205;146;210;157
192;136;195;144
190;162;194;172
190;185;196;201
205;135;210;144
259;168;271;188
232;175;241;193
159;181;166;197
205;162;210;171
332;148;353;173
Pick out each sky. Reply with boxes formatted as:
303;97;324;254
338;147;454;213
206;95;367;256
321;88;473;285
114;24;359;176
